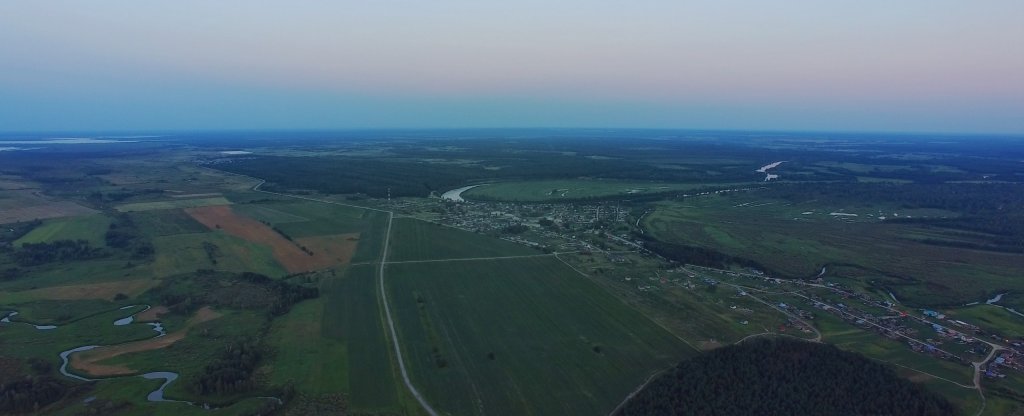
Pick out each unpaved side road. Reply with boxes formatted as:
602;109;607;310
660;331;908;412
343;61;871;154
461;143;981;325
377;211;440;416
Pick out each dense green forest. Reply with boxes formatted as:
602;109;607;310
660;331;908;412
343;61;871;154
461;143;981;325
147;270;318;318
617;338;955;416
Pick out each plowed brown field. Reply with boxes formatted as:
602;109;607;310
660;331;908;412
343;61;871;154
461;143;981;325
185;205;355;273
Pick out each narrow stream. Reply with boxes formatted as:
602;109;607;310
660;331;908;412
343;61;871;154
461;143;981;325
43;304;279;408
1;311;58;329
54;305;187;404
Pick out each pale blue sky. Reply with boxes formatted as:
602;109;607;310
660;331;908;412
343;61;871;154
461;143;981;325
1;1;1022;133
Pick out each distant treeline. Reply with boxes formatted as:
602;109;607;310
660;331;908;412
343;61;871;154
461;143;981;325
214;152;771;198
618;338;955;416
766;182;1024;251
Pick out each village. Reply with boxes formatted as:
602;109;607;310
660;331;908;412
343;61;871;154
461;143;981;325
384;193;1024;395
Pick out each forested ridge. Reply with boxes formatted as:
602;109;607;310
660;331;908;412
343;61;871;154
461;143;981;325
618;338;955;416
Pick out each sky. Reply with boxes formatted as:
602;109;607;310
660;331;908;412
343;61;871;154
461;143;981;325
1;1;1022;134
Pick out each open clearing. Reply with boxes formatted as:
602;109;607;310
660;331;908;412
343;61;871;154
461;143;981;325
129;209;210;237
70;306;222;377
116;196;231;212
186;205;354;273
266;298;349;395
150;231;286;278
0;190;96;223
386;256;693;415
321;264;401;411
14;214;111;246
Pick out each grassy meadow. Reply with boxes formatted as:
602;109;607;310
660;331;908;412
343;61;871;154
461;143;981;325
643;194;1024;307
385;256;693;415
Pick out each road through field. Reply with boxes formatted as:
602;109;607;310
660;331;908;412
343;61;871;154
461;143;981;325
378;212;441;416
245;177;441;416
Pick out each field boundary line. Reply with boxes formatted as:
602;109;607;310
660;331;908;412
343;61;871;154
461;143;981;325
384;253;562;265
607;366;671;416
378;212;441;416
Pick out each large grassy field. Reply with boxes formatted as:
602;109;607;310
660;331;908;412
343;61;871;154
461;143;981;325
386;257;693;415
319;264;402;412
15;214;112;246
462;179;726;202
643;195;1024;307
150;231;287;278
947;305;1024;339
814;313;976;386
128;209;209;237
265;298;348;395
388;217;539;262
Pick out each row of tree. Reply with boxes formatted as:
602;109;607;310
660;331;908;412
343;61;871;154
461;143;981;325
12;239;105;267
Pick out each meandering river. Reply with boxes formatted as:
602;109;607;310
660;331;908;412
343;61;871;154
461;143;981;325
441;185;481;202
36;304;280;408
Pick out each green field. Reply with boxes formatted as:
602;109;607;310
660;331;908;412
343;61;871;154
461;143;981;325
15;214;112;246
128;209;209;237
258;201;369;237
643;195;1024;307
556;252;795;347
320;265;401;412
386;257;693;415
0;305;158;365
150;231;287;278
265;298;349;395
47;376;275;416
388;218;539;262
0;257;156;293
814;313;975;386
947;305;1024;339
462;179;720;201
115;197;231;212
